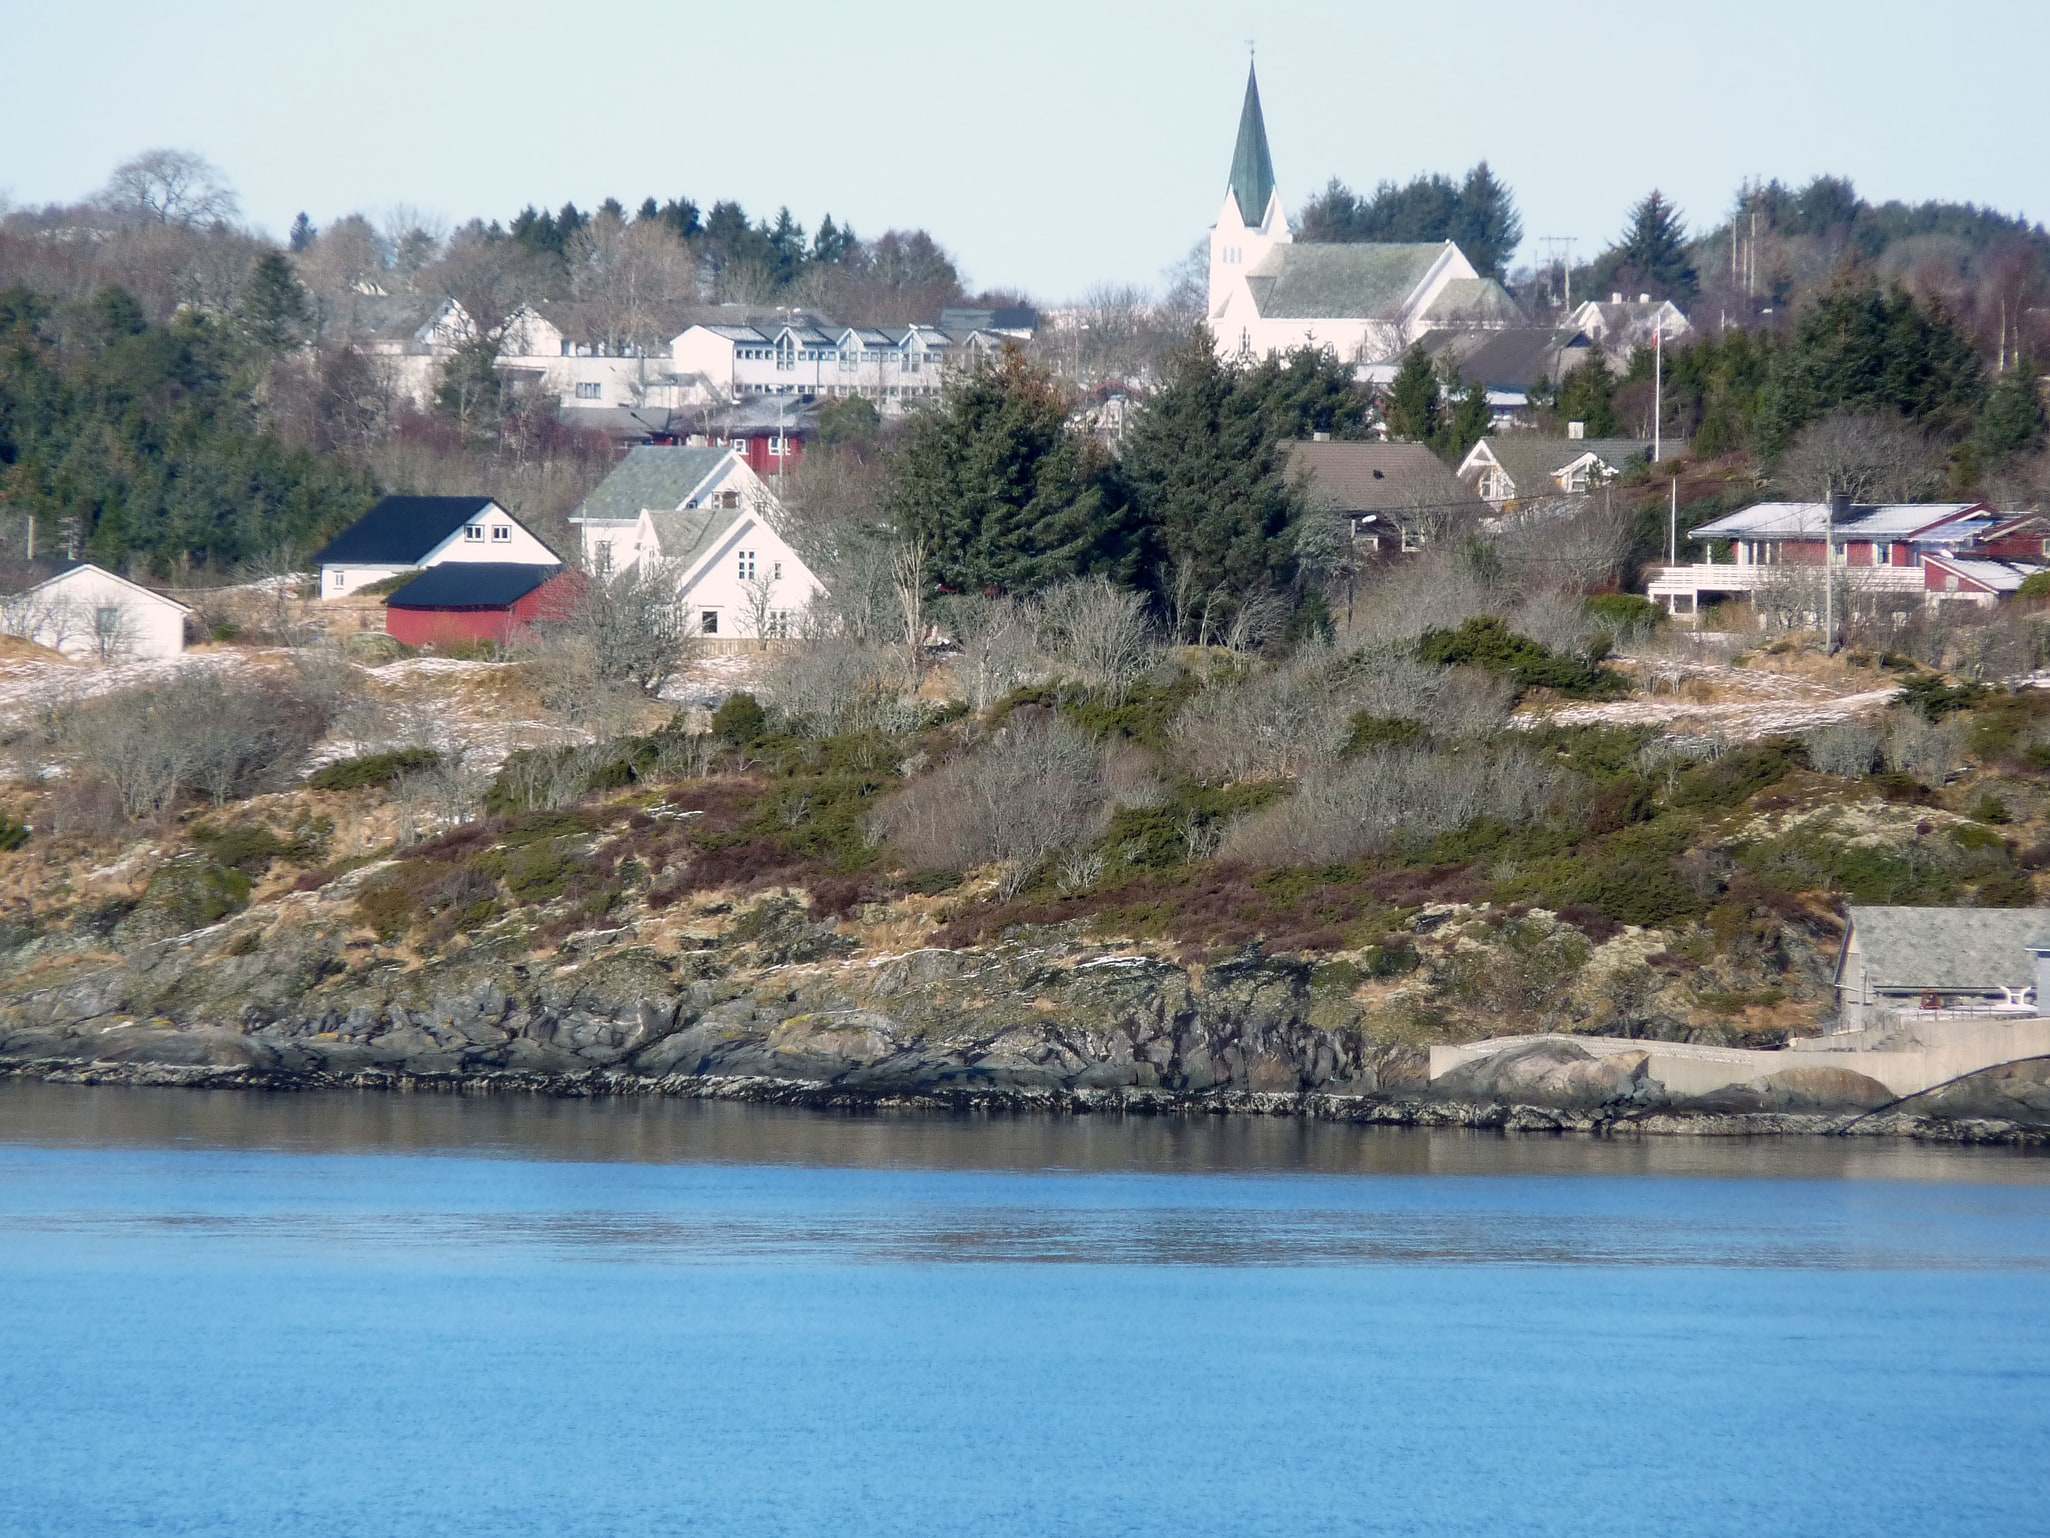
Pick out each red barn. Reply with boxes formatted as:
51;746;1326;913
385;563;579;648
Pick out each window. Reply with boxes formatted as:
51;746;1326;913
491;525;511;542
700;610;720;635
331;570;346;589
720;490;739;510
772;561;782;580
95;605;122;636
574;381;601;399
1873;542;1891;565
464;524;484;541
764;609;793;638
738;550;756;580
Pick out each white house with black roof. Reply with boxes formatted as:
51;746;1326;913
312;496;559;599
571;445;821;639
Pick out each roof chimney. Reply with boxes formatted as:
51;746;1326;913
1610;292;1622;305
1830;490;1853;524
1638;293;1650;304
1312;430;1331;442
1567;420;1586;439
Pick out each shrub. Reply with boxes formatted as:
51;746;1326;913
1415;615;1623;700
0;816;27;853
1669;743;1800;810
1804;722;1881;779
712;692;770;745
1970;793;2012;825
308;747;442;792
1216;744;1567;868
871;713;1109;873
1585;593;1665;633
1883;710;1969;784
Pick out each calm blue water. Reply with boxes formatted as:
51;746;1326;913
1;1086;2047;1538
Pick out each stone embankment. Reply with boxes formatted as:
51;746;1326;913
2;904;2045;1144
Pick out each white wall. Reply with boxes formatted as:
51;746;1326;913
674;512;823;640
416;503;558;567
320;562;415;599
0;566;187;660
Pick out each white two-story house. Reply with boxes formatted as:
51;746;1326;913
312;496;559;599
570;445;821;639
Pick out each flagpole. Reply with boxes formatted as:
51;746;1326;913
1653;325;1663;462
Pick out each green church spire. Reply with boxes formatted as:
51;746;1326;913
1228;63;1277;226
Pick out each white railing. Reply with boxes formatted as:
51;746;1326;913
1647;564;1926;593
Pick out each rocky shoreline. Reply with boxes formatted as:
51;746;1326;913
5;1056;2046;1147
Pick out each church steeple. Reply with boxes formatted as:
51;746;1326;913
1227;63;1277;226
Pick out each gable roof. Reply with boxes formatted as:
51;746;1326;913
576;446;735;524
1245;242;1448;321
1468;436;1660;494
0;560;193;612
1421;328;1590;391
1415;277;1524;327
312;496;499;566
1284;440;1489;522
386;563;564;610
648;502;753;569
1925;554;2045;593
1228;64;1277;226
1689;502;1986;542
1840;905;2050;992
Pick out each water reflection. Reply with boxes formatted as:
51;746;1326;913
0;1080;2043;1184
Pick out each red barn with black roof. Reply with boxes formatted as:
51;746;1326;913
384;563;580;647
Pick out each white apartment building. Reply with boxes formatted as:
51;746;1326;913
669;319;1011;409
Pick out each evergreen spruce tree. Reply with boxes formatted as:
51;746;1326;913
1385;344;1441;442
1121;332;1372;623
889;346;1131;594
1448;163;1523;280
236;252;311;353
1977;361;2047;462
287;212;315;252
1611;191;1697;301
1556;351;1620;436
1442;378;1492;461
1755;282;1986;454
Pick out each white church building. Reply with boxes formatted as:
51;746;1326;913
1207;66;1520;366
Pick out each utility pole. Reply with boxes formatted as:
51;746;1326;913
1669;476;1678;565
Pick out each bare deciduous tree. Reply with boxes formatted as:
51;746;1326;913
98;149;239;228
1777;409;1940;502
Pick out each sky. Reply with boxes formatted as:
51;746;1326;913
4;0;2047;302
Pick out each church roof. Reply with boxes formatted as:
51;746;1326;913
1244;242;1448;320
1228;65;1277;226
1416;277;1524;327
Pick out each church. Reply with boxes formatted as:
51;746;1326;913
1208;66;1519;365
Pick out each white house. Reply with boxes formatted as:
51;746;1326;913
1565;296;1693;352
1205;64;1520;366
571;445;821;639
311;496;559;599
0;562;191;660
669;317;1012;413
1455;435;1667;511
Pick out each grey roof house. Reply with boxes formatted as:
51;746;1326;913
1834;905;2050;1031
1455;435;1672;512
1283;440;1490;552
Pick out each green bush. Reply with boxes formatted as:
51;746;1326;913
1669;743;1800;810
0;816;27;853
1416;616;1624;700
308;748;441;792
1585;594;1664;631
713;692;770;745
1343;714;1428;754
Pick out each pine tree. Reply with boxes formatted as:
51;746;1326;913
1755;282;1986;454
1611;191;1697;301
1448;163;1523;280
236;253;311;353
1977;361;2047;462
1556;351;1620;436
1442;378;1492;461
889;347;1132;594
287;212;315;252
1386;344;1441;442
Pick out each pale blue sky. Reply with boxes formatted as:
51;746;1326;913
4;0;2045;301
